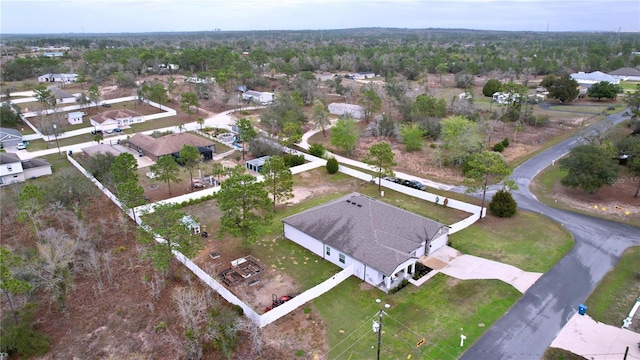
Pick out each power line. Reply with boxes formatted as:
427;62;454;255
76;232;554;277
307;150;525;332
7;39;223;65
383;313;458;360
330;325;375;360
327;313;378;356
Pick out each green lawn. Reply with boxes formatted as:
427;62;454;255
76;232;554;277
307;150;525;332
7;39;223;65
547;104;626;114
449;211;574;272
130;116;186;132
584;246;640;327
315;275;520;360
620;81;639;94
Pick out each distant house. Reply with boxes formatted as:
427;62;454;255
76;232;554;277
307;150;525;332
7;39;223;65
0;153;52;186
608;67;640;82
67;111;85;125
37;73;78;84
350;71;376;80
245;156;271;173
50;88;76;104
242;90;274;105
90;109;143;132
42;52;64;58
570;71;620;87
492;92;521;104
0;127;23;148
282;193;449;292
328;103;364;119
186;76;216;84
181;215;201;235
127;132;215;161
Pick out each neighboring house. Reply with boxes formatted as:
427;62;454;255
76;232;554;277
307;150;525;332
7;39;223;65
570;71;620;87
127;132;215;161
237;85;248;93
67;111;85;125
42;52;64;58
282;193;450;292
0;127;23;148
608;67;640;81
0;153;52;186
186;76;216;84
242;90;275;105
350;71;376;80
38;73;78;84
328;103;365;119
90;109;144;132
245;156;271;173
51;88;76;104
492;92;521;104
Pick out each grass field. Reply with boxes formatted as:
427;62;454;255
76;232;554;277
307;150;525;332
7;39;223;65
449;211;574;272
584;246;640;327
620;81;639;94
315;275;520;360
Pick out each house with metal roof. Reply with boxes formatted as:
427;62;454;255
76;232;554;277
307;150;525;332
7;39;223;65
241;90;274;105
282;193;449;292
608;67;640;82
570;71;620;87
37;73;78;84
328;102;365;119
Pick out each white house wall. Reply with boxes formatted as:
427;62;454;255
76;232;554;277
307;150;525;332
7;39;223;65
429;233;448;254
23;166;52;179
283;224;324;256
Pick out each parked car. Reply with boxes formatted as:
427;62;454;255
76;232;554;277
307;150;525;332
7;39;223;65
101;103;111;108
16;143;27;150
105;129;114;134
402;179;426;191
113;128;122;133
383;176;403;184
91;130;103;135
192;180;206;188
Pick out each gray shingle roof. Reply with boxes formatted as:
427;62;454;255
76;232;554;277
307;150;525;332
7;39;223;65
609;67;640;76
282;192;447;275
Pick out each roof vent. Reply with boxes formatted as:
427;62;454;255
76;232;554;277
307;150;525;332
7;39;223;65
351;202;357;206
357;204;362;207
346;200;351;204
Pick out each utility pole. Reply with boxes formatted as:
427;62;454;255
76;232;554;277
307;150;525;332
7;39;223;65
53;124;61;154
373;299;390;360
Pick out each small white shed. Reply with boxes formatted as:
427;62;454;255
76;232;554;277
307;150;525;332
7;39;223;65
181;215;201;235
68;111;85;125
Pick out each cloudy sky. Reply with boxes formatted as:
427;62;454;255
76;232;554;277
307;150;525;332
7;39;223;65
1;0;638;34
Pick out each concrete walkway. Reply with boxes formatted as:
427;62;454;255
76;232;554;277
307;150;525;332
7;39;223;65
418;246;543;293
551;313;640;360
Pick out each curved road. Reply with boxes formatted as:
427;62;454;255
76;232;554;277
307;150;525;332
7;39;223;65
460;110;640;359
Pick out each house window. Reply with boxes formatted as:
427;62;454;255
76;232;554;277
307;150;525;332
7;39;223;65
325;246;330;256
339;253;345;264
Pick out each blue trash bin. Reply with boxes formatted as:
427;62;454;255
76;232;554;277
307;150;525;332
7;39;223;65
578;304;587;315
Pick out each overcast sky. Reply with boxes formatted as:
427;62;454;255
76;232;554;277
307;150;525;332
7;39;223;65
1;0;639;34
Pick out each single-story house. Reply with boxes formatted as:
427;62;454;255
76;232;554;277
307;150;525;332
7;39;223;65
186;76;216;84
127;132;215;161
0;127;23;148
282;193;450;292
328;103;365;119
492;92;521;104
181;215;201;235
42;52;64;58
242;90;274;105
67;111;85;125
570;71;620;87
90;109;144;132
608;67;640;82
0;153;52;186
51;88;77;104
38;73;78;84
350;71;376;80
245;156;271;173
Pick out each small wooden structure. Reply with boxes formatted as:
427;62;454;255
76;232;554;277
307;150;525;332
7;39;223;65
219;255;265;286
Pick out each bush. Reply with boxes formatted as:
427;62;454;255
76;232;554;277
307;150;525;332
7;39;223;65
501;137;510;147
489;189;518;217
483;79;502;97
326;157;339;174
492;142;505;152
412;262;433;280
308;143;325;158
283;154;305;167
388;279;410;294
524;114;550;127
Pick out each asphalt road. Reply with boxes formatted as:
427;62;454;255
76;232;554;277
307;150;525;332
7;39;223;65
460;109;640;360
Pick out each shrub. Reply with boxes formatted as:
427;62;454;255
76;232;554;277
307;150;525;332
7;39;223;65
492;142;505;152
412;262;433;280
524;114;550;127
308;143;325;158
283;154;305;167
388;279;410;294
501;137;510;147
326;157;339;174
489;189;518;217
483;78;502;97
